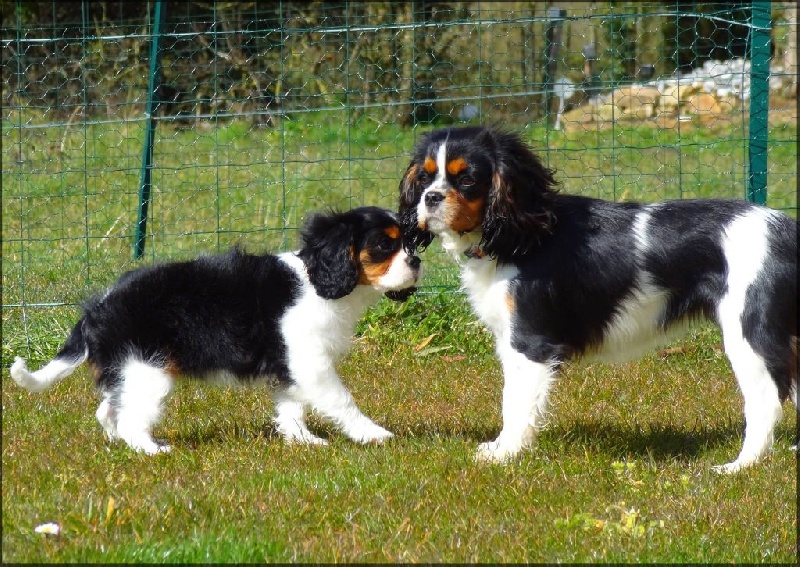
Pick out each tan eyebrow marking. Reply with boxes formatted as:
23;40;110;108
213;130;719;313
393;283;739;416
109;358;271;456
423;156;437;174
446;158;468;176
384;226;400;239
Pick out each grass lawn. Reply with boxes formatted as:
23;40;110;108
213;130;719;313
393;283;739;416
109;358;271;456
2;114;797;562
2;294;797;562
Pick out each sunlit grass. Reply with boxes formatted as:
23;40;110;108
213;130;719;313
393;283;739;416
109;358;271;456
3;294;797;562
2;116;797;562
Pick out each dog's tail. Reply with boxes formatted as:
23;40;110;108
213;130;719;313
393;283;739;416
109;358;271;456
10;317;89;393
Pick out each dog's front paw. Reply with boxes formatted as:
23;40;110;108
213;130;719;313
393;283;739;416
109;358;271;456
711;459;755;474
474;440;522;463
711;462;741;474
354;424;394;444
280;430;329;446
294;434;329;446
711;453;763;474
130;440;171;455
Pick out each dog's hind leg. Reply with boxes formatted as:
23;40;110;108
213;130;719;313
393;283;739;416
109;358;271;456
713;333;783;474
113;357;173;455
713;210;784;473
475;345;556;463
96;393;118;441
785;336;798;452
790;336;799;451
791;381;799;452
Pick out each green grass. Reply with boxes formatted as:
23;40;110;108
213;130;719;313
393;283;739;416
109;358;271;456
2;295;797;562
2;114;798;562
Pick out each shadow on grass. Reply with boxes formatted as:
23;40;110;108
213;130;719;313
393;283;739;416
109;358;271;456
547;420;744;461
167;419;738;457
168;421;285;449
164;416;796;465
400;419;748;464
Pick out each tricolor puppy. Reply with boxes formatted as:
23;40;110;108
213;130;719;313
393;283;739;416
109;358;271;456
399;126;797;473
11;206;421;454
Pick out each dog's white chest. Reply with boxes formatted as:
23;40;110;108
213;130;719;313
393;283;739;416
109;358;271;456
461;259;517;341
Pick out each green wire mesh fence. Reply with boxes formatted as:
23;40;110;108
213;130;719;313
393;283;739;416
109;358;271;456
2;1;797;323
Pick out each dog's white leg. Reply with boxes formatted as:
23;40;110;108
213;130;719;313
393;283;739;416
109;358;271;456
476;346;556;463
272;390;328;445
713;335;783;474
95;394;118;440
790;382;798;452
297;365;393;444
114;358;173;455
713;208;784;473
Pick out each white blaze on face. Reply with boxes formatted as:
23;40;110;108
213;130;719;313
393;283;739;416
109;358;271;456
416;142;449;232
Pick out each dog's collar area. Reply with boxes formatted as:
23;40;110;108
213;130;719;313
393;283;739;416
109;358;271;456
463;244;486;259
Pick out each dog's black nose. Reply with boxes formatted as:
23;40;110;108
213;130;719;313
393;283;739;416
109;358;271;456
424;191;444;208
407;255;421;269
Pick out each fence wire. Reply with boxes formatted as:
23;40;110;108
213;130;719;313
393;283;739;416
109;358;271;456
1;1;797;325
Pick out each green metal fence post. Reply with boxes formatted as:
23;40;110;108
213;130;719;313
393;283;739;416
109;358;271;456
746;1;770;206
134;0;167;259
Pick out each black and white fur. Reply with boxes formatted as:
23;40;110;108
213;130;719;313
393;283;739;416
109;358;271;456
11;207;421;454
399;126;797;473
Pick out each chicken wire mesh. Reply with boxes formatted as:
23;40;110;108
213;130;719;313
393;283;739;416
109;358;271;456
1;1;797;319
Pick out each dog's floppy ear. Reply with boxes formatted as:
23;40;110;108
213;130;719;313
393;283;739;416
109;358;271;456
398;162;435;254
480;129;558;260
298;211;359;299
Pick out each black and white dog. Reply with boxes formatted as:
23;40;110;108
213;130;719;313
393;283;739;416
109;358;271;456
399;126;797;472
11;207;421;454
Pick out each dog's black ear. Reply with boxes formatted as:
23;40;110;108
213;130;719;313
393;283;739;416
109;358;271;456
298;211;359;299
398;162;435;254
480;129;558;260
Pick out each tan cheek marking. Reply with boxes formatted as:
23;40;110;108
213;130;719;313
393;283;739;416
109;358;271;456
164;356;182;379
88;362;102;385
358;250;395;285
423;156;437;174
385;226;400;239
446;158;468;176
443;191;486;234
505;292;516;314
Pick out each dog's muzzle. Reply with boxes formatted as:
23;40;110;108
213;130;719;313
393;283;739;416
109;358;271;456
384;255;421;302
424;190;445;209
417;188;447;233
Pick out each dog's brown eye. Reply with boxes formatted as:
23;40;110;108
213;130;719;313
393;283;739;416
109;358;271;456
461;176;475;187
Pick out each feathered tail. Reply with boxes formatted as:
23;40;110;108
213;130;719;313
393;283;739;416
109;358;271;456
10;318;88;392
